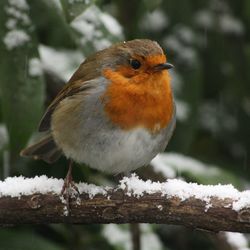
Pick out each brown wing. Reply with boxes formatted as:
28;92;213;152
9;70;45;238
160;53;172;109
38;79;95;132
38;45;113;132
38;49;103;132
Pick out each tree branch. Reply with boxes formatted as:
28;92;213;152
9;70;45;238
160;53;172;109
0;175;250;233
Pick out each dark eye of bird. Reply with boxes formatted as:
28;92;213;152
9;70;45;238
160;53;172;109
130;59;141;69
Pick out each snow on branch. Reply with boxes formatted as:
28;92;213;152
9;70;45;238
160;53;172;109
0;174;250;232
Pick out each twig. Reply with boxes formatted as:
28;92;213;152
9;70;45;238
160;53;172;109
130;224;141;250
0;188;250;232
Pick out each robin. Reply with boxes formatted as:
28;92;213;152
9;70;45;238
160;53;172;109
20;39;176;194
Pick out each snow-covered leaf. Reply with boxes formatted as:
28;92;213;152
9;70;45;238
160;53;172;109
151;153;242;187
60;0;96;22
0;0;45;155
69;5;123;54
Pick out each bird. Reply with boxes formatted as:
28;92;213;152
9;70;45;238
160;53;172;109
20;39;176;195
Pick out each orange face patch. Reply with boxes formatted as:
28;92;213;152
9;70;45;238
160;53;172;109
102;62;174;133
146;54;167;67
115;54;167;79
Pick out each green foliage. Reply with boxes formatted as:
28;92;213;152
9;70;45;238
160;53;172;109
0;0;45;157
28;0;76;49
60;0;97;22
0;229;62;250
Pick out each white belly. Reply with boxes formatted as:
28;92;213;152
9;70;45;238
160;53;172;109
62;127;167;174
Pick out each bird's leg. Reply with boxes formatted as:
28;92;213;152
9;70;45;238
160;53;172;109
61;160;80;211
115;172;131;195
114;173;125;183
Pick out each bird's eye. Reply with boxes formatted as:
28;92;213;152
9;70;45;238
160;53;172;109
130;59;141;69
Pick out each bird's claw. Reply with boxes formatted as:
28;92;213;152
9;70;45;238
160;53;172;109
60;161;80;214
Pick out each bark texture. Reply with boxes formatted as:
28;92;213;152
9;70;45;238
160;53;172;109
1;189;250;232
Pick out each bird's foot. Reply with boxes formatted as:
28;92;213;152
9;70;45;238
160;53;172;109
60;161;80;215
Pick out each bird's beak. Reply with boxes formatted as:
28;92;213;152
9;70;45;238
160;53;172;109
154;62;174;71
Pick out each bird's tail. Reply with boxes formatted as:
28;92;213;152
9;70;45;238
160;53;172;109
20;135;62;164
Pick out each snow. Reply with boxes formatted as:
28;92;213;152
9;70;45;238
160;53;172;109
225;232;250;250
5;6;31;25
233;191;250;211
1;173;250;212
0;176;63;197
3;0;31;50
71;16;95;40
5;18;17;29
103;224;162;250
194;10;213;29
51;0;63;11
199;102;219;133
199;102;238;133
195;9;244;35
38;45;83;81
3;30;30;50
8;0;29;10
140;224;163;250
168;71;190;121
164;35;197;65
164;35;182;54
69;0;90;4
176;26;195;45
29;58;42;77
118;173;250;212
170;70;183;94
175;100;190;121
70;5;122;50
180;47;197;64
119;173;234;199
151;153;220;179
0;176;108;199
219;14;244;35
103;224;132;250
0;124;9;150
157;205;163;211
93;38;112;51
140;9;168;32
99;12;123;36
77;182;109;198
151;154;176;178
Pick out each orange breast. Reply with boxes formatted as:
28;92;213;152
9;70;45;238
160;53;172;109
102;68;174;133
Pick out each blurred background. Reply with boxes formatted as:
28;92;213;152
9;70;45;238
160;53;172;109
0;0;249;249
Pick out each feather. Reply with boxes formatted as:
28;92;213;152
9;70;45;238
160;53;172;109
20;135;62;164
